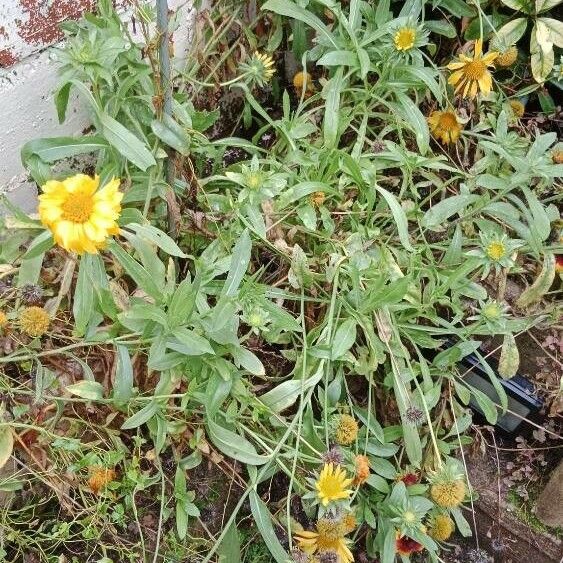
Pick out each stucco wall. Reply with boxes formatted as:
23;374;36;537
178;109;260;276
0;0;194;212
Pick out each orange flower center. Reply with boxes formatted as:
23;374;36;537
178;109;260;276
62;192;94;223
465;59;486;80
439;112;458;129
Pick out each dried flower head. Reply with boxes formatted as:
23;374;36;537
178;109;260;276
468;548;490;563
353;454;370;486
552;150;563;164
316;463;354;506
20;284;44;305
317;551;338;563
342;512;357;534
19;306;50;337
88;466;116;494
293;71;315;96
310;191;326;207
496;45;518;67
405;405;424;426
429;514;455;541
0;310;8;331
333;414;359;445
448;39;498;98
509;99;525;118
322;446;344;466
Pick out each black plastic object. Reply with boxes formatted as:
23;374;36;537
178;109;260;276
456;346;543;433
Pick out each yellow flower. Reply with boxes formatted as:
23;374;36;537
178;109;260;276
38;174;122;254
293;71;315;96
496;45;518;68
430;479;466;508
509;100;525;118
447;39;498;99
429;514;455;541
0;310;7;330
316;463;353;506
334;414;359;445
254;52;275;81
428;110;463;145
394;27;416;51
19;306;50;337
486;240;506;261
295;518;354;563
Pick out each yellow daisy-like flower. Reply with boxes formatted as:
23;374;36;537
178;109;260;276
430;479;466;508
254;51;275;81
447;39;498;99
427;110;463;145
509;99;525;118
334;414;359;445
38;174;122;254
496;45;518;68
316;463;353;506
429;514;455;541
486;240;506;261
19;306;50;337
394;27;416;51
295;518;354;563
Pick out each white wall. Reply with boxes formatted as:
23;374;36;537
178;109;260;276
0;0;195;213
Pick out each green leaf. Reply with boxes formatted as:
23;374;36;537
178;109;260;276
21;136;108;165
530;25;554;83
167;277;199;328
498;333;519;379
121;401;160;430
73;256;94;336
169;328;214;356
231;346;265;376
261;0;337;48
0;426;14;470
108;240;163;302
66;380;104;400
536;0;563;11
393;92;429;154
22;231;53;260
206;420;268;465
470;387;498;424
374;185;414;251
422;194;479;229
218;521;241;563
99;112;156;171
126;223;186;257
221;229;252;297
323;67;344;149
538;17;563;48
17;252;45;287
249;491;289;563
114;345;134;403
331;319;357;360
151;114;191;156
494;17;528;47
425;19;457;38
317;50;359;67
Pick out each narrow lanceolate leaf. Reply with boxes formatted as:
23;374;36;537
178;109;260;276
206;420;268;465
114;345;134;403
516;252;556;308
498;334;520;380
99;112;156;171
331;318;357;360
375;185;414;251
249;491;289;563
221;229;252;297
323;67;344;149
0;426;14;470
73;255;94;336
66;380;104;400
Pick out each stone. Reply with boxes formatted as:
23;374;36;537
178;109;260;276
535;459;563;528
